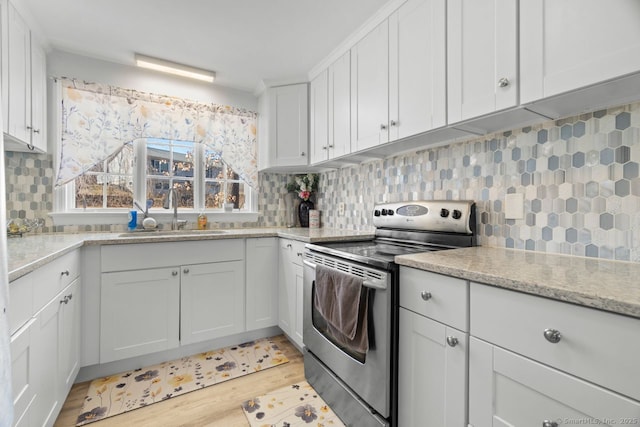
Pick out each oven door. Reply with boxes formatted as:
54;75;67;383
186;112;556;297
303;253;393;421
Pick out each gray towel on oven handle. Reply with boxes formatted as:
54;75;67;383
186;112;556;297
314;265;369;354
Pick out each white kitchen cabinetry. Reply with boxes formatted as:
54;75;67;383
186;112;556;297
100;267;180;362
9;249;81;427
258;84;308;170
447;0;517;125
350;19;389;152
245;238;279;331
521;0;640;118
310;51;352;165
99;240;245;363
278;238;305;349
469;282;640;425
398;267;468;427
389;0;446;140
1;0;47;152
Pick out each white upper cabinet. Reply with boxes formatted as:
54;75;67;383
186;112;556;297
309;69;329;164
389;0;446;140
258;83;309;170
2;0;47;152
351;19;390;152
521;0;640;117
447;0;518;124
328;51;351;159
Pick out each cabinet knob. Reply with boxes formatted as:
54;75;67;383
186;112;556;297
33;128;40;134
543;328;562;344
59;296;69;305
498;77;510;87
446;336;459;347
328;144;334;148
322;146;327;150
297;252;302;257
286;243;292;248
183;268;190;274
61;270;70;276
420;291;432;301
390;120;398;127
380;124;387;130
542;421;558;427
172;270;179;276
67;293;73;301
301;152;306;156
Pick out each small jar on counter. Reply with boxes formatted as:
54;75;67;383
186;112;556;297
197;213;208;230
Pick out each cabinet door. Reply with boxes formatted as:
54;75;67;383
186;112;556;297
278;239;296;337
469;338;640;427
351;19;389;152
521;0;640;104
310;69;329;164
447;0;517;124
7;2;30;143
293;264;304;349
100;267;180;363
58;279;80;398
389;0;446;140
269;84;308;167
328;50;351;159
29;36;46;151
398;308;467;427
31;292;62;427
10;318;37;427
245;238;278;331
180;261;245;345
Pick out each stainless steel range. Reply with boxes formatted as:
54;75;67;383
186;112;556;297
302;200;477;427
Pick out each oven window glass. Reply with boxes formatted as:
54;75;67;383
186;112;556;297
311;282;373;364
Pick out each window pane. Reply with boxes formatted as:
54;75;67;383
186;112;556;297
204;181;223;209
75;174;103;208
205;150;223;179
147;143;171;176
105;177;134;208
107;144;134;175
172;142;195;178
146;178;171;209
226;182;245;209
173;180;194;209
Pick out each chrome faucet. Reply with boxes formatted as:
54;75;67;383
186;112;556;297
163;188;187;230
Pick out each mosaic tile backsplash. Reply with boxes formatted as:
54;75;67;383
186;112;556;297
5;101;640;262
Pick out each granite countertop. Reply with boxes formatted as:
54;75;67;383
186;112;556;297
396;246;640;320
7;227;374;281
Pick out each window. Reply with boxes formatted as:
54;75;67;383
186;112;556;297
57;138;254;223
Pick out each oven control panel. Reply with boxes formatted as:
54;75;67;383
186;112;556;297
372;200;475;234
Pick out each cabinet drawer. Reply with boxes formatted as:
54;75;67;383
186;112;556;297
32;249;81;312
9;274;33;335
471;282;640;401
101;239;244;272
400;267;469;332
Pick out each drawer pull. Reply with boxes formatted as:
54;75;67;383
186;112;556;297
59;296;69;305
542;421;558;427
543;328;562;344
172;271;179;276
420;291;432;301
61;270;70;276
446;336;458;347
183;268;190;274
297;252;302;257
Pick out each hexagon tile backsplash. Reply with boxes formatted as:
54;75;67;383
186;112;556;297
5;100;640;262
315;101;640;262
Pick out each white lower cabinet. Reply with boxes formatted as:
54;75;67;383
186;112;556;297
245;238;279;331
398;308;467;427
10;318;36;427
100;267;181;362
278;238;305;349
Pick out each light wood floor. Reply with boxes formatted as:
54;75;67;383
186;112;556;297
54;335;304;427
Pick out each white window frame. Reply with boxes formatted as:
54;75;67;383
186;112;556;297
51;138;258;227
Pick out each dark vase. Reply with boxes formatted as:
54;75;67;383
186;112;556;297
298;199;314;228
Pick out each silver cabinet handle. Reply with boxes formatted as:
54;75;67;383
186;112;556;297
542;421;558;427
183;268;190;274
446;336;458;347
498;77;510;87
172;270;179;276
420;291;432;301
61;270;70;276
297;252;302;257
60;296;68;304
286;243;292;248
33;129;40;134
390;120;397;127
543;328;562;344
380;124;387;130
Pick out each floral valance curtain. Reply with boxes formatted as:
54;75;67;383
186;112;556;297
55;78;258;188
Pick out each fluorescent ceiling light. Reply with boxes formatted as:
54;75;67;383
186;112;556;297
135;54;215;83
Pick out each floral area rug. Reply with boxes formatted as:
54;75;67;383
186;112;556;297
76;337;289;426
241;381;345;427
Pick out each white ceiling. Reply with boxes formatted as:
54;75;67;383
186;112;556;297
22;0;390;93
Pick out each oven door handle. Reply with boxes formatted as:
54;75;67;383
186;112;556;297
303;259;387;291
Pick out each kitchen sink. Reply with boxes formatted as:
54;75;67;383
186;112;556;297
119;229;228;237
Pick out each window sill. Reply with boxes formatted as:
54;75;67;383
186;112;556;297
49;211;260;227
